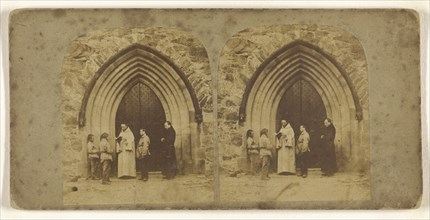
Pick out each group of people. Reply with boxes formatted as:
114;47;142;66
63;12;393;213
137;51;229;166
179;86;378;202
87;132;114;184
86;121;177;185
246;118;337;180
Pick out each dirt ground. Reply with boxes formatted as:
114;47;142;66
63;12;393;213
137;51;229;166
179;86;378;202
63;173;214;206
220;171;370;203
63;171;369;207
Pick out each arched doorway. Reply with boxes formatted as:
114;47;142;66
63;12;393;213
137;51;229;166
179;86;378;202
239;41;365;170
78;44;203;176
276;78;327;169
114;81;166;174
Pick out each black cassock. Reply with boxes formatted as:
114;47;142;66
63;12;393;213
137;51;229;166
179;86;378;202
161;127;177;178
320;124;338;174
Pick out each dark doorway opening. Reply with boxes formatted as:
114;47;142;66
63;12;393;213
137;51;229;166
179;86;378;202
276;79;327;169
114;82;166;175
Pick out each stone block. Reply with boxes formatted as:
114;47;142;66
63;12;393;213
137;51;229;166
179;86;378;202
225;112;238;121
201;122;213;134
231;135;242;147
222;155;232;160
225;73;234;82
190;46;208;58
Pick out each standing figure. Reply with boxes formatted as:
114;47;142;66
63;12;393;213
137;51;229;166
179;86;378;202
116;123;136;178
246;129;259;175
161;121;177;180
320;118;338;177
276;120;296;175
259;128;272;180
137;129;151;181
87;134;100;180
100;132;113;185
296;125;310;178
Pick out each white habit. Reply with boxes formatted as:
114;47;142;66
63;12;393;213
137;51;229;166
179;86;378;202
116;127;136;178
277;124;296;174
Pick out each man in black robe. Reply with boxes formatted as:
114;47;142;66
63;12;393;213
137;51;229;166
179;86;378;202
320;118;338;177
161;121;177;180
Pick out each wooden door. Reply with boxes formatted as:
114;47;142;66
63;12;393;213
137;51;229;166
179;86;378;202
276;79;327;168
115;82;166;173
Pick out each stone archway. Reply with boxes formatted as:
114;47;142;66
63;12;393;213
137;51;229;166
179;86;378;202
239;41;366;170
78;44;203;175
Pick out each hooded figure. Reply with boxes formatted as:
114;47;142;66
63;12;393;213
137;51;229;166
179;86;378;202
116;123;136;178
276;120;296;174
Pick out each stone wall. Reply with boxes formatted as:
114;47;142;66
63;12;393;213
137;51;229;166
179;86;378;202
62;25;370;180
217;24;369;172
61;27;213;181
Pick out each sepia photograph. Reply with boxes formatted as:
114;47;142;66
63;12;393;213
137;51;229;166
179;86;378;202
61;27;214;206
217;25;371;203
5;7;424;212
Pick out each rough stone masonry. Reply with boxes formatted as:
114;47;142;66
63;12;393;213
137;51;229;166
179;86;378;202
61;27;213;181
217;24;370;174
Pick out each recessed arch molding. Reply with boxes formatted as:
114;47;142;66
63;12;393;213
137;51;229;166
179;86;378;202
78;43;203;128
238;40;363;123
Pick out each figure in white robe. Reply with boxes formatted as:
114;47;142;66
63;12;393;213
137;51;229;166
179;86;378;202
276;120;296;174
116;124;136;178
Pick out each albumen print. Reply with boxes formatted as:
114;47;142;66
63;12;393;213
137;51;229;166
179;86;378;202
8;9;422;209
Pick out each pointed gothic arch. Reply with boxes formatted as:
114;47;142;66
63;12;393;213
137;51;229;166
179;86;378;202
78;44;203;174
239;41;366;167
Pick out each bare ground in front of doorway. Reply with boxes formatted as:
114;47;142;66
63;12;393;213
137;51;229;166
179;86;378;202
63;171;369;207
220;171;370;203
63;173;214;207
